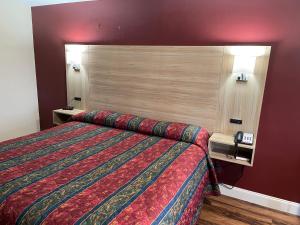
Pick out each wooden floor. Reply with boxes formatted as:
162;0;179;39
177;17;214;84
199;195;300;225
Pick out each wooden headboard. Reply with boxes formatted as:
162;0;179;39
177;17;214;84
65;45;271;137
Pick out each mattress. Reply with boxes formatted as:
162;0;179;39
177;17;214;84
0;110;219;225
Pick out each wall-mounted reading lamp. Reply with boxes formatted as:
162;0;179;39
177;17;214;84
230;46;267;82
65;45;85;72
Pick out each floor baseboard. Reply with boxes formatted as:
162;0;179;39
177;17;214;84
219;184;300;216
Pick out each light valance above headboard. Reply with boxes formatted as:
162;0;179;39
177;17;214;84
65;45;271;138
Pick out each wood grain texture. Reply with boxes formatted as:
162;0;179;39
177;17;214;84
200;195;300;225
86;45;224;131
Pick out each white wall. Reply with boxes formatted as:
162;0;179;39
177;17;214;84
23;0;94;7
0;0;39;141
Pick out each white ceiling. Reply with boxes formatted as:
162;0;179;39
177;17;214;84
23;0;95;7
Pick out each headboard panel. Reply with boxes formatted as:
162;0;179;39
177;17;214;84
66;45;271;137
87;45;223;131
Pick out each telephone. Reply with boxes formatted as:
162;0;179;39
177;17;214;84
234;131;254;145
234;131;254;160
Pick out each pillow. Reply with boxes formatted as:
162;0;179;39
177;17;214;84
72;110;209;150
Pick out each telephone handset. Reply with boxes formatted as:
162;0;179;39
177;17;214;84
234;131;244;144
234;131;254;145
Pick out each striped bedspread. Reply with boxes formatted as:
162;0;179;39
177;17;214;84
0;111;219;225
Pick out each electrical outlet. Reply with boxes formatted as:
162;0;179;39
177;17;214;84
74;97;81;101
230;118;242;124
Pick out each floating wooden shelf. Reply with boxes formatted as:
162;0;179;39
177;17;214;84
208;133;255;167
53;109;85;126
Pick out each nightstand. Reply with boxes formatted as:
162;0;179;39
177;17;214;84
52;109;85;126
208;133;256;167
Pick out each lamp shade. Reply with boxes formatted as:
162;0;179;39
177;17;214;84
230;46;267;57
66;51;82;65
65;44;86;65
232;55;256;75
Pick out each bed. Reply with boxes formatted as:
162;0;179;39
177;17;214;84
0;110;219;225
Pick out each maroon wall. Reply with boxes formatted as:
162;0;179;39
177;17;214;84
31;0;300;203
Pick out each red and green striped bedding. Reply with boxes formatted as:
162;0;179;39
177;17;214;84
0;110;219;225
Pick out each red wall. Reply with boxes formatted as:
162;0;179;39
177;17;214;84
31;0;300;203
